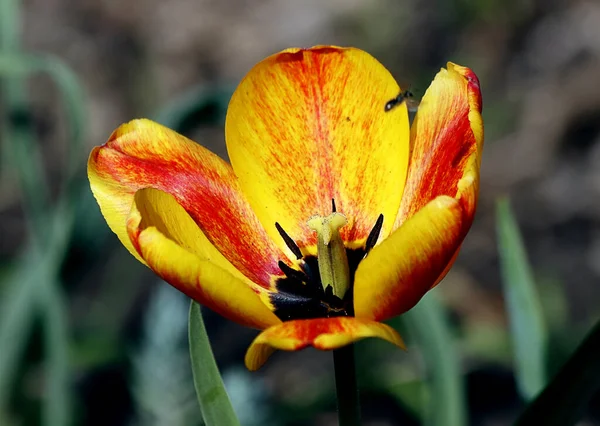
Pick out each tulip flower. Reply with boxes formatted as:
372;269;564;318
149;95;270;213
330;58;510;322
88;46;483;374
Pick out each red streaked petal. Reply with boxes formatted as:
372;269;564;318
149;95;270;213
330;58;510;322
395;62;483;228
354;63;483;321
88;119;288;287
127;188;251;284
244;316;405;371
226;46;410;252
354;196;466;321
127;188;280;330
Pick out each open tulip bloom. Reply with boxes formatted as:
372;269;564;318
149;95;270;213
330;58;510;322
88;46;483;375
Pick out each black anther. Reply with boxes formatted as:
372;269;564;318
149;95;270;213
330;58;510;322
365;214;384;253
278;261;308;282
275;222;303;259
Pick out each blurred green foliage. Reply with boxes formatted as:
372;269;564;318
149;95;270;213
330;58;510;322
402;294;466;426
498;199;600;425
515;320;600;426
0;1;85;425
496;198;547;400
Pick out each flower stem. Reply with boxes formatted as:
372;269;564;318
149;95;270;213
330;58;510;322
333;345;361;426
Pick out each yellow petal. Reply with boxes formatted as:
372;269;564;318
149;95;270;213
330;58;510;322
226;46;410;253
127;188;246;282
244;316;405;371
128;188;281;330
88;119;288;287
354;196;465;321
357;63;483;320
395;62;483;227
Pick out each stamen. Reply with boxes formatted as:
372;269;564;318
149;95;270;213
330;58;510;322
275;222;303;259
365;214;384;253
331;198;337;213
307;212;350;298
278;260;308;282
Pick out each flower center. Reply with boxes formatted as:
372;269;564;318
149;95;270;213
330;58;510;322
270;200;384;321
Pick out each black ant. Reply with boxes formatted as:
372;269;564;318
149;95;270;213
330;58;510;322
384;89;414;112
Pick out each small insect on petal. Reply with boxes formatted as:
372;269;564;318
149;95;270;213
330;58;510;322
384;90;414;112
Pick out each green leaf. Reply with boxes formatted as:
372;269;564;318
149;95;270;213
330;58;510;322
0;3;49;241
188;302;240;426
515;319;600;425
0;50;82;421
403;293;467;426
0;27;84;426
496;197;547;400
0;53;86;189
40;276;71;426
0;244;72;426
0;255;44;415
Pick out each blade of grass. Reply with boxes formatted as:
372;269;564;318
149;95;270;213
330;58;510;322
40;273;71;426
0;34;84;426
188;302;240;426
403;293;466;426
496;197;547;400
0;53;86;188
0;217;74;425
0;10;49;409
0;0;49;242
0;93;78;426
515;319;600;425
0;254;47;413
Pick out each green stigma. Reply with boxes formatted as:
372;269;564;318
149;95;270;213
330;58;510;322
307;212;350;299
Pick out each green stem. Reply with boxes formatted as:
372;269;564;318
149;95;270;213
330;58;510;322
333;345;361;426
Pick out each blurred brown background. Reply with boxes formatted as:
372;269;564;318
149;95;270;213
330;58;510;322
1;0;600;425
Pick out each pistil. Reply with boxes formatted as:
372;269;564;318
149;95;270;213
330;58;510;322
307;212;351;299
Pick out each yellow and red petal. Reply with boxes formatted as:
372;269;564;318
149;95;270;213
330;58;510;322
127;188;248;283
353;196;467;322
354;64;483;321
244;316;405;371
127;188;281;330
88;119;288;287
395;62;483;228
226;46;410;253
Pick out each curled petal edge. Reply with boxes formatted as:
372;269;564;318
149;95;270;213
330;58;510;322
88;118;288;288
244;316;405;371
126;188;281;330
354;195;466;322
